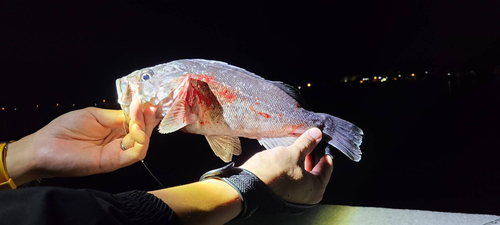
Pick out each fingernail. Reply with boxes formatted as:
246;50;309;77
309;128;321;140
325;145;334;160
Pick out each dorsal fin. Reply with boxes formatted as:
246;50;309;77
271;81;309;109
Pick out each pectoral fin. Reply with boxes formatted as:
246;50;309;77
159;74;192;134
205;135;242;162
258;137;298;149
159;99;188;134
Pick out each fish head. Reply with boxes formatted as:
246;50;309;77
116;62;187;124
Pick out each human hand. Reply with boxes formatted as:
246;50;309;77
240;128;334;204
7;99;160;185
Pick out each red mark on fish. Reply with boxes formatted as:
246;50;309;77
249;105;271;118
218;87;238;104
257;112;271;118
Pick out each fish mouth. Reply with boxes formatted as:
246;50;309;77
116;78;131;124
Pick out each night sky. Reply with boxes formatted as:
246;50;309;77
1;1;499;107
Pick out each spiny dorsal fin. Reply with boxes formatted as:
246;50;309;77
270;81;309;109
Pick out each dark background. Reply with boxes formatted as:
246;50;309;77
1;1;500;215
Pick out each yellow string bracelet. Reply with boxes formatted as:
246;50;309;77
0;141;17;190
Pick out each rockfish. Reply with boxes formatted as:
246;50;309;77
116;59;363;162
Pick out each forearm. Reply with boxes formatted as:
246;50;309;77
149;179;242;225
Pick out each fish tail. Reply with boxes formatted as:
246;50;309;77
319;113;363;162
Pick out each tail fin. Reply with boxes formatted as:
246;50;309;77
320;113;363;162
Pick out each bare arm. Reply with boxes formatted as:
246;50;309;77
149;128;333;225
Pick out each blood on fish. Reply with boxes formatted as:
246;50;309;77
218;87;238;104
257;112;271;118
249;105;271;118
192;73;215;83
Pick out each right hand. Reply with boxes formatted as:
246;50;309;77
240;128;334;204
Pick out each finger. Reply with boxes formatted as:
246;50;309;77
305;153;314;171
118;124;149;162
121;123;148;149
143;105;161;136
121;134;134;150
128;129;149;161
118;141;148;166
311;155;334;185
129;98;145;131
130;123;147;145
289;128;322;159
88;108;125;128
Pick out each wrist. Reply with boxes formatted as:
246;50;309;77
5;135;39;186
201;163;315;219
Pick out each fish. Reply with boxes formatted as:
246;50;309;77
116;59;363;162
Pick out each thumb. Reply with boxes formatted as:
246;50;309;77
289;128;322;158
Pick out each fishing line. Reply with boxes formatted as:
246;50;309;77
141;160;165;188
122;120;165;189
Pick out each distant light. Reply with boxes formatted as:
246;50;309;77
298;86;301;89
425;71;428;74
14;108;17;111
94;103;97;106
374;76;377;80
359;80;364;84
56;103;59;107
447;73;451;76
344;78;348;83
411;73;415;77
103;99;106;103
398;74;401;77
1;107;4;111
36;105;39;108
363;78;369;81
394;78;397;81
73;104;75;107
378;76;382;79
307;83;311;87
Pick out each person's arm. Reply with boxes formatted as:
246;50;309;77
150;128;333;225
150;179;242;225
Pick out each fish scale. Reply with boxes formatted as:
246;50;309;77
117;59;363;162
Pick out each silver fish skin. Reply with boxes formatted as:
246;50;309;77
116;59;363;162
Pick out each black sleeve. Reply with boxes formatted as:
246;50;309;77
0;187;182;225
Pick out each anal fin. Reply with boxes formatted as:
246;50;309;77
205;135;242;162
258;137;298;149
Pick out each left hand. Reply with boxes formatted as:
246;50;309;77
7;99;160;184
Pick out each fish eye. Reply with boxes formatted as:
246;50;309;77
140;69;154;81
